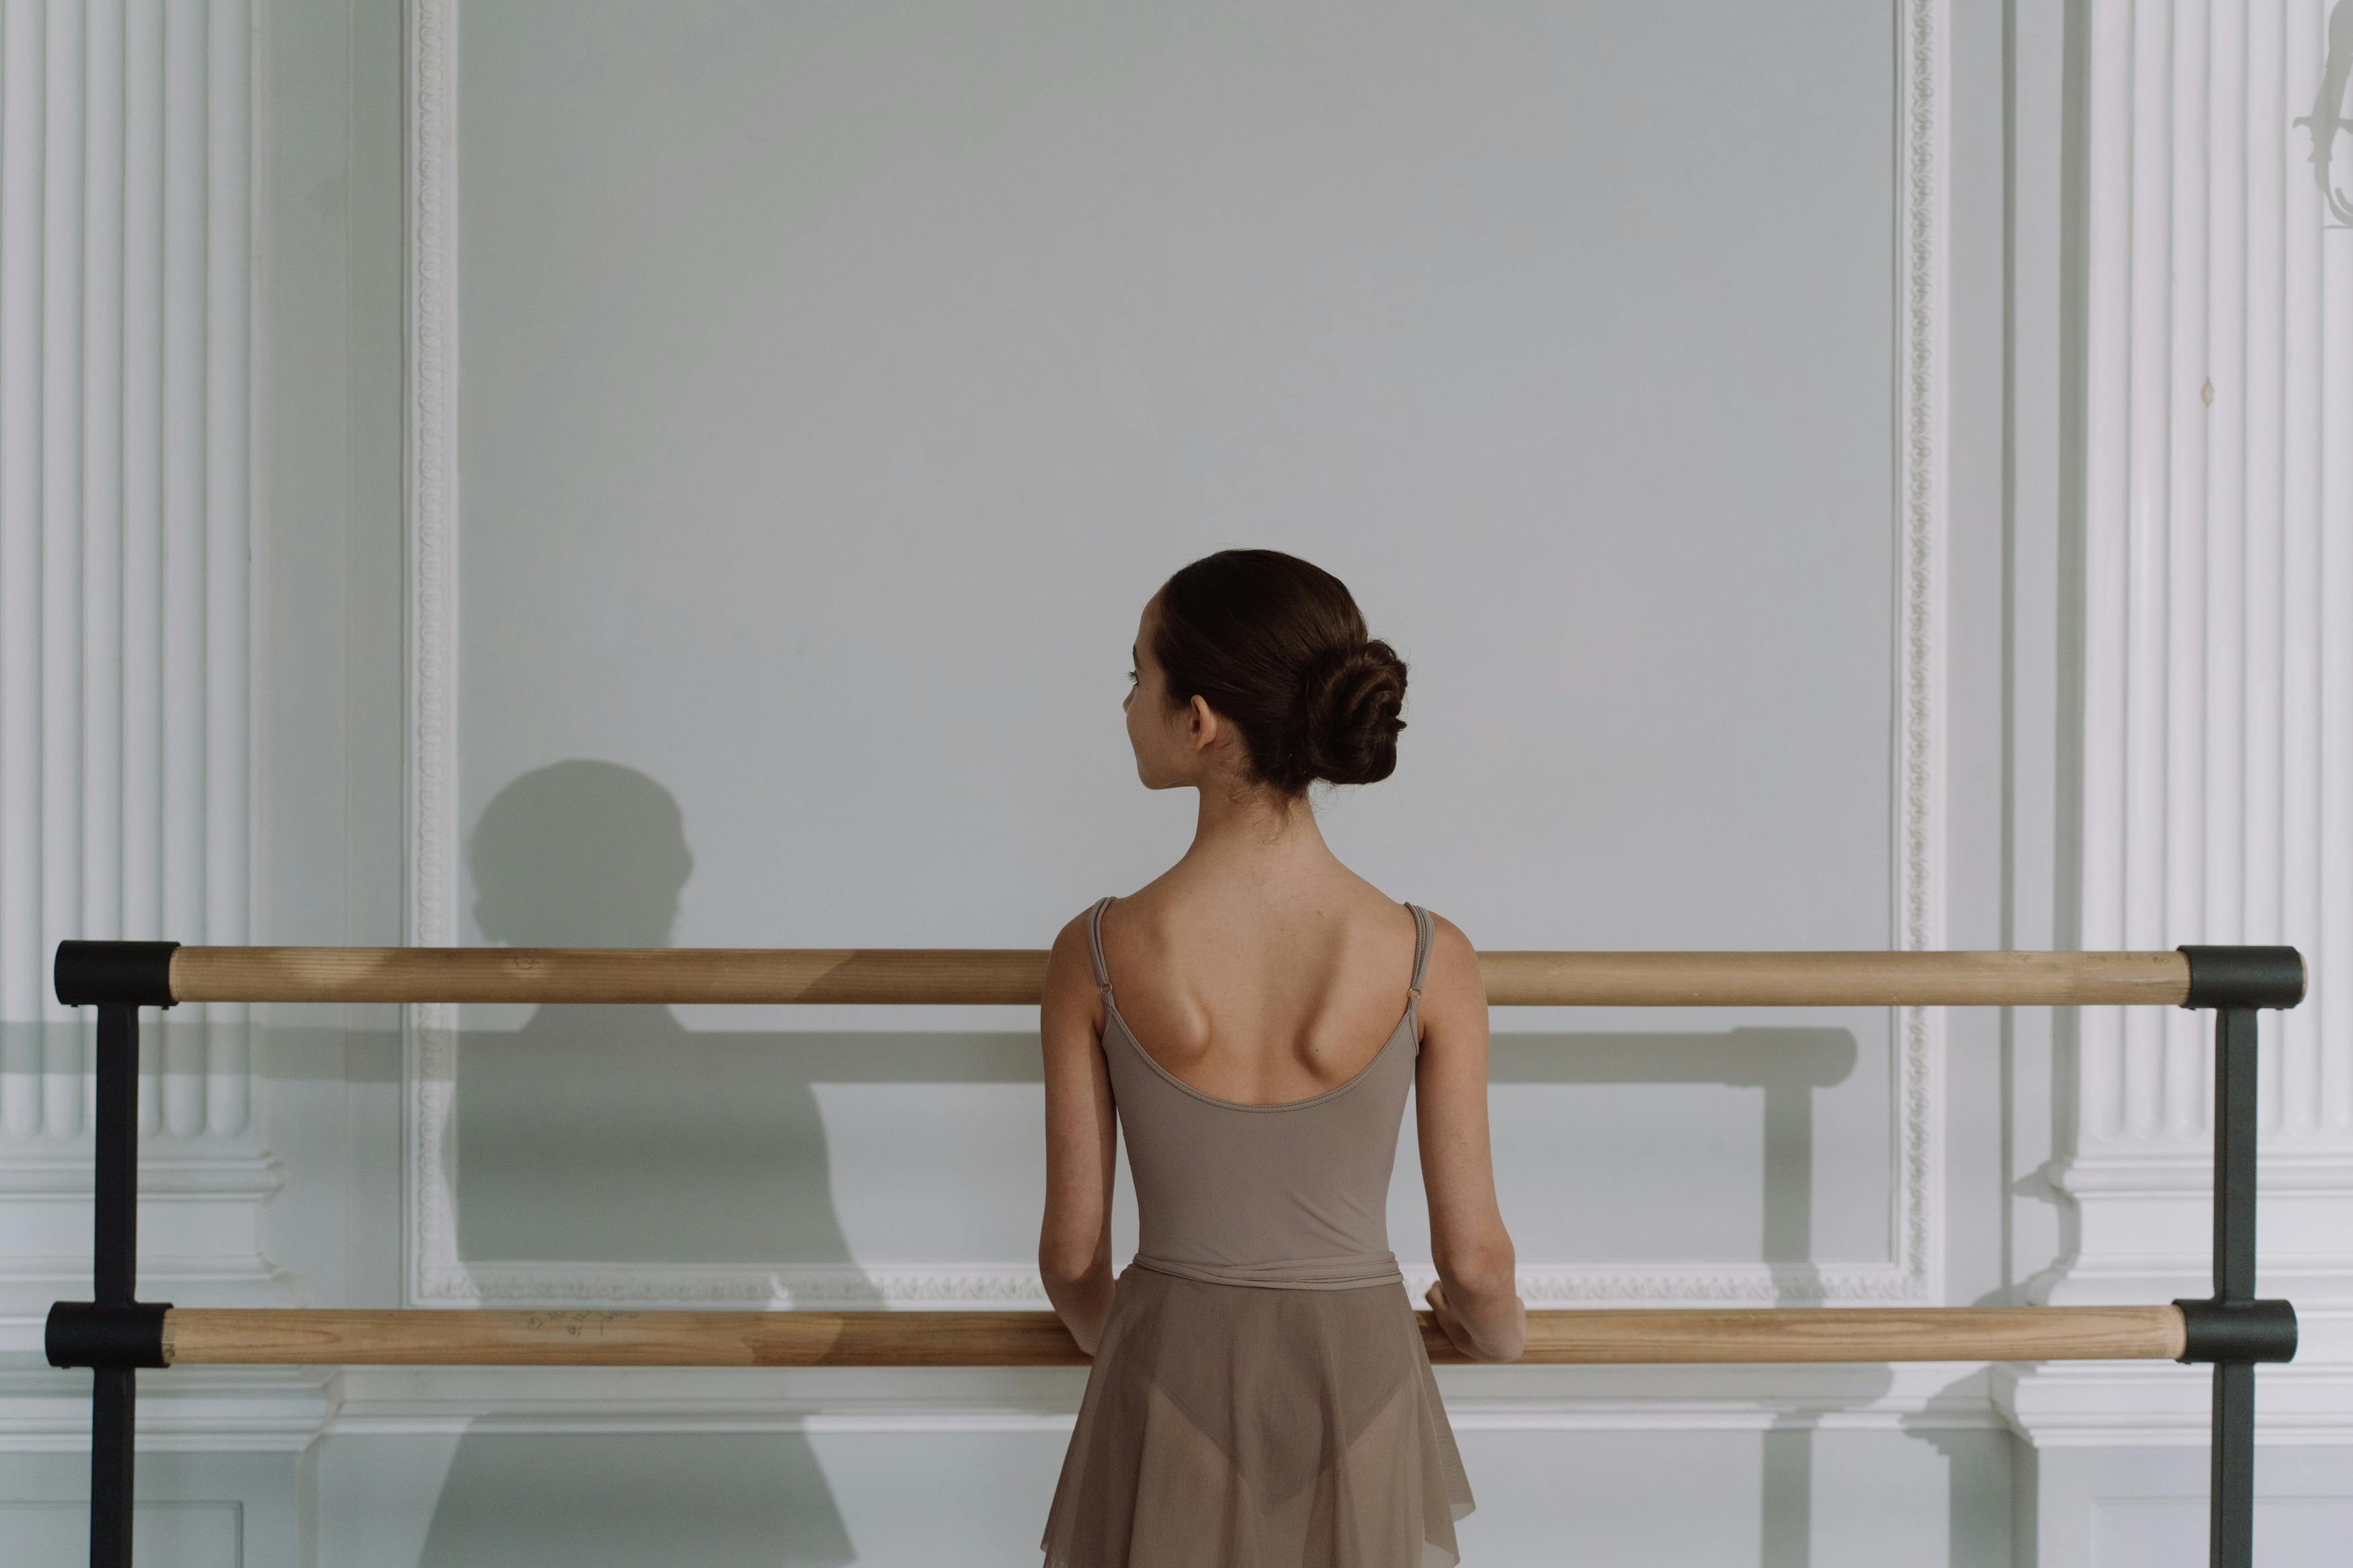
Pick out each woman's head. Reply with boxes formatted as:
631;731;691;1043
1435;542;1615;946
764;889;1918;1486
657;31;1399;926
1124;549;1408;799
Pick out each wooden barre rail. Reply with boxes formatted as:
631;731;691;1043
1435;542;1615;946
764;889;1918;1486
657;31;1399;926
159;946;2204;1007
159;1305;2188;1367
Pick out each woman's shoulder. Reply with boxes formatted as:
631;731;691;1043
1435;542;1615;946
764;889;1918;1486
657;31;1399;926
1411;908;1486;1016
1042;901;1111;997
1417;904;1470;945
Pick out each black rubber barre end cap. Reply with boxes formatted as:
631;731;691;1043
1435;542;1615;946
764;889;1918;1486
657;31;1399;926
2176;946;2305;1010
45;1302;173;1369
2171;1298;2299;1365
53;941;180;1009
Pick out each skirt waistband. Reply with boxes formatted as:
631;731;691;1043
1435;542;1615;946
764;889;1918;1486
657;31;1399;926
1125;1251;1404;1291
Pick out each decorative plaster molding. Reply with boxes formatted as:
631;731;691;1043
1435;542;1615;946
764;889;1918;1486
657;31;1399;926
2010;0;2353;1448
0;1362;2005;1448
2035;0;2353;1286
405;0;1953;1311
0;0;254;1125
0;1149;302;1349
405;0;463;1311
1895;0;1953;1312
0;1368;332;1453
0;0;287;1331
309;1363;2007;1437
389;1258;1932;1312
2071;0;2353;1159
1994;1362;2353;1448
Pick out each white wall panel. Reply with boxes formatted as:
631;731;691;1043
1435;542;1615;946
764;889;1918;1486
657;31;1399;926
405;0;1954;1317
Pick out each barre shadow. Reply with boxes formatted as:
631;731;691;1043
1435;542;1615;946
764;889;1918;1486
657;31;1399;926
1488;1026;1890;1567
1897;1399;2018;1568
1487;1027;1862;1301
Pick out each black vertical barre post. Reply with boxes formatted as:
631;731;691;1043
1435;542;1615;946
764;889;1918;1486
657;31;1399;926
2211;1005;2258;1568
2171;947;2305;1568
89;1004;138;1568
46;942;181;1568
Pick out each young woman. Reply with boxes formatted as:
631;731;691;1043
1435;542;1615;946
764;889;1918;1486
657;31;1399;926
1037;548;1525;1567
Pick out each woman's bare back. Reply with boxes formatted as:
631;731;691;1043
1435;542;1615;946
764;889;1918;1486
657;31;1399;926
1092;871;1425;1108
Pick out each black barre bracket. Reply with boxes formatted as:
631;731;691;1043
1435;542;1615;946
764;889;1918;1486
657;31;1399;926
53;941;180;1009
47;1303;171;1370
2176;944;2306;1010
2172;1297;2299;1365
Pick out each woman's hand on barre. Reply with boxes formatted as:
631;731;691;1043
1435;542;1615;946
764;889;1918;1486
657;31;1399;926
1426;1277;1527;1363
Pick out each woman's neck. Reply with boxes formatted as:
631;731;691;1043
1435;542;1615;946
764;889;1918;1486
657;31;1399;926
1181;782;1335;874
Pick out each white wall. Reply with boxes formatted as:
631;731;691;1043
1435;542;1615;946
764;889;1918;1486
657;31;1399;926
0;0;2346;1563
433;0;1921;1311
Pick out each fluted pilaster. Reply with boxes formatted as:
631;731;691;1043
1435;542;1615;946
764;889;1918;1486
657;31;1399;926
2073;0;2352;1163
2008;0;2353;1444
0;0;290;1340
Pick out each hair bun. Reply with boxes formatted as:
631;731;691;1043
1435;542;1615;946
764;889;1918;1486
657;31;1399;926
1149;548;1410;798
1295;639;1408;788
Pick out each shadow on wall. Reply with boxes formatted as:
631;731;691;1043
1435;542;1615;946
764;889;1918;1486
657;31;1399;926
436;761;858;1565
2295;0;2352;224
1488;1028;1866;1305
455;759;865;1267
1491;1028;1902;1566
432;764;1960;1563
415;1433;855;1568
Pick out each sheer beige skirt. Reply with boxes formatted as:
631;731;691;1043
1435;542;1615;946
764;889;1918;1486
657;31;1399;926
1041;1264;1476;1568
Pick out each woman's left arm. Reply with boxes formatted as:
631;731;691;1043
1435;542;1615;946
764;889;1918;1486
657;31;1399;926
1038;911;1119;1355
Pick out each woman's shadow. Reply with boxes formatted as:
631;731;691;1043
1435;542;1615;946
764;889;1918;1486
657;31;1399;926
428;759;857;1567
456;759;862;1269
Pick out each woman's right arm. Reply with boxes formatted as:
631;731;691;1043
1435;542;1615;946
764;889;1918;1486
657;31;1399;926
1413;913;1526;1362
1038;911;1119;1356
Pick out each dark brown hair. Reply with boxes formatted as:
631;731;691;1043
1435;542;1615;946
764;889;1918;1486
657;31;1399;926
1150;549;1408;797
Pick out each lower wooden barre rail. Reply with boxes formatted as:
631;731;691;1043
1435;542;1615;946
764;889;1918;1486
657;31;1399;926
159;1305;2188;1368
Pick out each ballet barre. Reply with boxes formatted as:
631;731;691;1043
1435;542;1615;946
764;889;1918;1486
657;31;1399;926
92;941;2202;1007
44;938;2305;1568
73;1302;2210;1368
